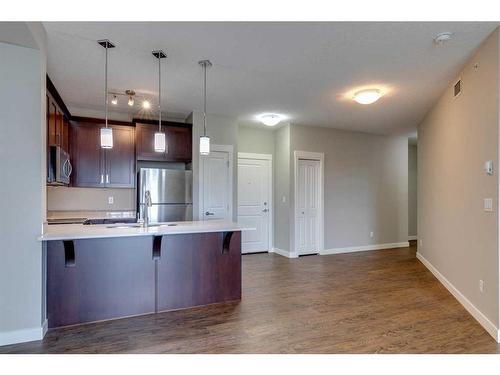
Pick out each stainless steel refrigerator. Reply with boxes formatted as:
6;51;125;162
138;168;193;223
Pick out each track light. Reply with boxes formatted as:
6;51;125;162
111;95;118;105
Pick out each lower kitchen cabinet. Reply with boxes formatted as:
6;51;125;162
46;237;156;328
70;121;135;188
45;232;242;328
157;232;242;311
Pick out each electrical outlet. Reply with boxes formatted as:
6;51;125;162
369;231;374;238
484;198;493;212
479;279;485;293
108;196;114;205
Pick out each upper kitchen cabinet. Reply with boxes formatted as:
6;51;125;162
46;77;70;152
70;120;135;188
136;122;192;162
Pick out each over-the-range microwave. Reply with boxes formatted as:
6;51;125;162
47;145;72;185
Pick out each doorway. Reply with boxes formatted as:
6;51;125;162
294;151;324;256
199;145;233;221
237;153;273;253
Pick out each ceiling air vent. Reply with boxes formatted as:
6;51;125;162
454;79;462;98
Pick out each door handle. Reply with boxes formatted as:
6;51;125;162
205;211;215;216
262;208;269;213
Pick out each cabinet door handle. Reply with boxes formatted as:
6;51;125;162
100;174;104;184
106;174;109;184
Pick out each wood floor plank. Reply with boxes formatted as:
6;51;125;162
1;241;499;353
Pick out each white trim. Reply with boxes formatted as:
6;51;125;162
408;235;418;241
270;247;298;258
417;252;500;343
0;319;47;347
238;152;272;161
293;151;325;257
237;152;274;252
321;242;409;255
198;144;234;221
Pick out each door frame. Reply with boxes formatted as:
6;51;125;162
237;152;273;252
293;150;324;256
198;144;234;221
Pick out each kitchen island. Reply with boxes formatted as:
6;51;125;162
41;221;251;329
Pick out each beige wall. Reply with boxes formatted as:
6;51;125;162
0;24;46;345
418;29;499;327
238;125;275;155
408;144;418;238
47;187;135;212
290;125;408;251
274;124;292;251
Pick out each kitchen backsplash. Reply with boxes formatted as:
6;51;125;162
47;186;135;211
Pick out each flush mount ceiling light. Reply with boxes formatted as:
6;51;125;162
142;99;151;109
353;89;382;105
434;32;453;45
98;39;115;149
258;113;283;127
199;59;212;156
152;50;167;153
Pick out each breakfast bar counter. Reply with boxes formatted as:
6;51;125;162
41;220;252;329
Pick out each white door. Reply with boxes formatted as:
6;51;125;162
296;159;320;255
201;150;231;220
237;157;271;253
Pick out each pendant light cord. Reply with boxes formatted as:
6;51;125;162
158;53;162;132
105;43;108;129
203;62;207;137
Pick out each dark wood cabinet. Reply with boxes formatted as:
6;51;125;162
70;121;135;188
105;125;135;188
136;122;192;162
47;94;69;152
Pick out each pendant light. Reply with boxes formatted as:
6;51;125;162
97;39;115;149
152;50;167;153
199;60;212;155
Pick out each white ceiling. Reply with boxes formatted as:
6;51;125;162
43;22;497;135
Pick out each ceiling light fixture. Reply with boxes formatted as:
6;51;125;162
353;89;382;105
142;99;151;109
152;50;167;153
258;114;283;127
434;32;453;45
199;59;212;156
111;95;118;105
126;90;135;106
98;39;115;149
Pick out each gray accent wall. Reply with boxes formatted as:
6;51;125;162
238;125;275;155
0;23;47;345
290;125;408;251
418;28;499;327
408;144;418;238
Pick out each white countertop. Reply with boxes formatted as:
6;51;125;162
39;220;253;241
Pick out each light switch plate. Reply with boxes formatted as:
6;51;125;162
108;196;114;205
484;160;494;175
484;198;493;212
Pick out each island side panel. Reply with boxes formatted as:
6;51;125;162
47;237;156;328
157;232;241;312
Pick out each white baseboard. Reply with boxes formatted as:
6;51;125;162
320;241;409;255
0;319;47;347
270;247;298;258
416;252;500;343
408;235;417;241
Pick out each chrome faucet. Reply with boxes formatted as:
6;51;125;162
142;190;152;228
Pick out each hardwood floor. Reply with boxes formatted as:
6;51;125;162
1;241;499;353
